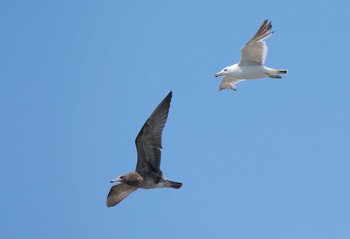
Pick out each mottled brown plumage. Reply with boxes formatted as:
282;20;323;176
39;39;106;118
106;91;182;207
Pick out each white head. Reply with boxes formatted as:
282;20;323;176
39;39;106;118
215;67;230;77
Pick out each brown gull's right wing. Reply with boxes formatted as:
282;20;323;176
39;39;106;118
135;91;172;176
106;183;138;207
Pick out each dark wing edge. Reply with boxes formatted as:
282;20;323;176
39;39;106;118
106;184;138;207
246;19;273;45
240;20;273;65
135;91;173;175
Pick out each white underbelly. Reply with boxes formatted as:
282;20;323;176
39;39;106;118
141;178;167;189
231;65;267;79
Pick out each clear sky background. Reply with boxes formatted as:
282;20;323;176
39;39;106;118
1;1;349;238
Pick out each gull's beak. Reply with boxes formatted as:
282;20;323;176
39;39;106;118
110;177;122;183
215;71;223;77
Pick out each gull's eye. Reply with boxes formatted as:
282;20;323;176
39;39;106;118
224;69;227;72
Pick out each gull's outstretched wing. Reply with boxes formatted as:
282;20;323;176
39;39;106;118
239;20;273;66
135;91;172;176
219;76;245;91
106;184;138;207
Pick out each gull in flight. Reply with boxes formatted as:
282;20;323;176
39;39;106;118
106;91;182;207
215;19;288;91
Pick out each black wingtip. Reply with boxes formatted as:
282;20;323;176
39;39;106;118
169;181;183;189
165;91;173;102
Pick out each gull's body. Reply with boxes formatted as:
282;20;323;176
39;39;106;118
106;92;182;207
215;20;287;91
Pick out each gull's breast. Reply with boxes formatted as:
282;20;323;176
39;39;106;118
140;177;170;189
230;65;267;79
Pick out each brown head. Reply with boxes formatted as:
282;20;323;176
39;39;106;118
110;172;143;186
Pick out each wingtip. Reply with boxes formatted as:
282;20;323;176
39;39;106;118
262;19;272;30
106;201;118;207
166;91;173;102
262;19;270;26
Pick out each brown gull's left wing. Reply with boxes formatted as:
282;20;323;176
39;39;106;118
135;91;172;176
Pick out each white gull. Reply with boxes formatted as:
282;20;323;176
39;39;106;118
215;19;288;91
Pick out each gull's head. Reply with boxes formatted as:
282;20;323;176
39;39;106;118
109;172;143;184
110;175;125;183
215;68;229;77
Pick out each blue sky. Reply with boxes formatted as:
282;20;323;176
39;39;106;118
1;0;350;238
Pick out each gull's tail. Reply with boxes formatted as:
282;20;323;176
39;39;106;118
266;68;288;79
278;69;288;74
166;180;183;189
